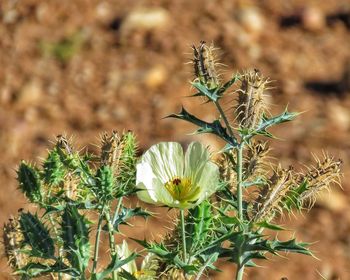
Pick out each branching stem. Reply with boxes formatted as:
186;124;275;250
180;209;187;263
235;143;245;280
105;207;117;280
92;211;104;275
214;101;235;140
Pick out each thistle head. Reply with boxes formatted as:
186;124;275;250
3;216;27;270
191;41;221;89
244;140;270;180
235;69;270;130
253;165;295;222
299;154;342;208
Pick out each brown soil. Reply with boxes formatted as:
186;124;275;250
1;0;350;279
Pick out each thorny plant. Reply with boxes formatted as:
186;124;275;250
3;42;342;280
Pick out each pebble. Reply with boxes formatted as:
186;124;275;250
143;65;168;89
301;6;325;32
17;80;43;106
121;8;170;33
238;7;265;35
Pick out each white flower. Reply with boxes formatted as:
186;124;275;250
136;142;219;209
116;240;158;280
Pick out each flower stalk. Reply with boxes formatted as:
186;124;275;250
180;209;187;263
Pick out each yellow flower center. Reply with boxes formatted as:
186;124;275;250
164;177;200;202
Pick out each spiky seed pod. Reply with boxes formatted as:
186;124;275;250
17;162;42;204
63;172;79;200
235;69;270;130
43;148;66;187
56;134;73;155
159;266;190;280
100;130;123;170
100;131;138;193
3;216;26;270
244;141;270;180
192;41;220;89
217;150;237;190
253;166;295;222
299;154;342;207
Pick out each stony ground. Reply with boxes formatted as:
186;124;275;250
1;0;350;279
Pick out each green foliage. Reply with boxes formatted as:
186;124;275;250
61;204;90;274
168;106;237;146
106;206;151;232
43;148;66;186
3;42;342;280
40;31;86;63
94;165;116;202
17;162;42;204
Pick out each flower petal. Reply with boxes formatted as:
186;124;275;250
137;161;175;206
116;240;137;274
196;161;220;202
141;142;184;184
184;142;210;184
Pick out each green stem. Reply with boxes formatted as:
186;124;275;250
48;214;62;280
180;209;187;263
195;254;216;280
236;144;244;221
214;101;235;139
235;143;245;280
92;211;104;275
105;208;117;280
235;265;244;280
112;197;123;223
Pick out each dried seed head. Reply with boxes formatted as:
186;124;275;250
192;41;220;89
56;134;73;155
3;216;26;269
299;154;342;207
63;172;79;200
244;140;270;180
217;150;237;191
235;69;270;130
160;266;190;280
253;165;295;222
100;130;124;171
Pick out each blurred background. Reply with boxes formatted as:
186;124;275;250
1;0;350;279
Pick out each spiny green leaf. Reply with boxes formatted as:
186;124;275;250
17;262;80;278
186;201;212;252
244;109;299;141
94;165;115;202
43;148;66;186
17;162;42;203
255;221;285;231
104;207;151;232
217;74;240;95
61;204;90;273
19;212;55;258
191;81;221;101
167;107;237;146
270;239;312;256
93;253;137;280
283;180;308;211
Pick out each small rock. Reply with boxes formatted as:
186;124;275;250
3;10;18;24
328;102;350;132
17;80;43;106
121;8;170;34
238;7;265;35
301;6;325;32
143;65;168;89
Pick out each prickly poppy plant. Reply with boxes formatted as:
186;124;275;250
3;42;342;280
